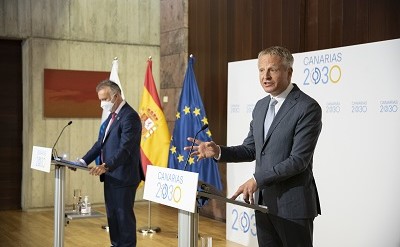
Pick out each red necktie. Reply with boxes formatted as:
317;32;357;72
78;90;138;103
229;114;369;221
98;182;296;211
110;112;117;125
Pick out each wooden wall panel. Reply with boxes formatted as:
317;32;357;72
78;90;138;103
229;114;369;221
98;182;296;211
356;0;370;43
265;0;283;47
281;0;306;52
0;40;22;210
305;0;319;50
188;0;400;220
189;0;228;219
329;0;344;48
189;0;400;143
227;0;263;61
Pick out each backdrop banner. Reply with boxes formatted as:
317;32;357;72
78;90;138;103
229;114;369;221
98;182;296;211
227;39;400;247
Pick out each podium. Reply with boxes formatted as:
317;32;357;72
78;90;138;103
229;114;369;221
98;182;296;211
143;166;268;247
52;159;90;247
178;181;268;247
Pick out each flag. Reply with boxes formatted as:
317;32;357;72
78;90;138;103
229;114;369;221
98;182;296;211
139;58;171;175
168;56;223;195
96;57;125;165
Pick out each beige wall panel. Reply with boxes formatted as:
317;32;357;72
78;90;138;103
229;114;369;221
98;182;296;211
30;1;46;36
3;0;160;210
68;0;160;44
31;0;70;38
69;0;128;42
23;38;160;209
69;0;96;41
18;0;31;36
29;39;50;208
124;45;160;107
126;0;140;43
123;46;142;107
68;41;103;205
138;0;160;45
0;2;4;35
22;39;32;208
0;0;160;43
1;0;19;37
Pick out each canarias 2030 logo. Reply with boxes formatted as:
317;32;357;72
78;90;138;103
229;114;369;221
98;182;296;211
302;52;342;85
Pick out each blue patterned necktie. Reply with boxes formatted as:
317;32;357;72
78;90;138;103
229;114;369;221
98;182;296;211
264;98;278;140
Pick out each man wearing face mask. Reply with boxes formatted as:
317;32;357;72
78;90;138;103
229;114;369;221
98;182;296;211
79;79;144;247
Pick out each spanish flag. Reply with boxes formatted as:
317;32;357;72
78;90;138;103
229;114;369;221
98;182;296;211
139;58;171;176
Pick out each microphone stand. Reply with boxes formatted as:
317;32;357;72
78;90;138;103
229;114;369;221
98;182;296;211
52;121;73;160
177;124;208;244
183;124;208;171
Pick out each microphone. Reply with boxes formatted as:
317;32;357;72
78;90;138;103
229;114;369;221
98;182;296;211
183;124;208;171
52;121;73;160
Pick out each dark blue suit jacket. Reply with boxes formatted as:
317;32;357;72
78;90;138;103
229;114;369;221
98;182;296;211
83;103;144;187
220;84;322;219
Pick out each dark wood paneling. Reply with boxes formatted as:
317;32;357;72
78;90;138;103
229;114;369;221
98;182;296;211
317;0;331;49
0;39;22;210
305;0;319;50
281;0;306;53
188;0;400;220
330;0;344;47
355;0;370;44
189;0;229;220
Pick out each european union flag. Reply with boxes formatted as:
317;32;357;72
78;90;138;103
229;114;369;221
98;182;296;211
168;56;223;197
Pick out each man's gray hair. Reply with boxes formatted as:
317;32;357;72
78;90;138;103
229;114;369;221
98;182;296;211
96;79;121;95
258;46;294;68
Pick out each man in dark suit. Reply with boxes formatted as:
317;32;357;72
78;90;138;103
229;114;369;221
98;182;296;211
187;46;322;246
80;80;144;247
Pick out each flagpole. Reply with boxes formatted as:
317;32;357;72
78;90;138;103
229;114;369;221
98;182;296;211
137;200;161;234
138;56;164;234
138;56;171;234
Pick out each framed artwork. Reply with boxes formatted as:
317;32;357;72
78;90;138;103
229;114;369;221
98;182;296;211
44;69;109;118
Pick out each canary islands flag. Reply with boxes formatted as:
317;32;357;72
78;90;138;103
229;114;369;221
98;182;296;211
168;56;223;192
139;58;171;176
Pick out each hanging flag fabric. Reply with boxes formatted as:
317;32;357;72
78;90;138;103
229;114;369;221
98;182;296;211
102;57;125;122
96;58;125;165
168;56;223;195
139;58;171;176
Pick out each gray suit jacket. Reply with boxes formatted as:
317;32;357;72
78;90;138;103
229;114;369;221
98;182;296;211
220;84;322;219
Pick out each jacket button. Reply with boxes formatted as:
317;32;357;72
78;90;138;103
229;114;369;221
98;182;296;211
261;152;265;155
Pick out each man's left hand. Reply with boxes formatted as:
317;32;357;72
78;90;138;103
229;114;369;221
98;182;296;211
89;164;108;176
230;178;258;204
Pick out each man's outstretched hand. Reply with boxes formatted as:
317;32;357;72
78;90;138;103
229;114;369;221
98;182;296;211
184;137;220;161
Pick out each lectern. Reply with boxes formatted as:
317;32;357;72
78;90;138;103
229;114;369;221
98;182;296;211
178;181;268;247
52;159;89;247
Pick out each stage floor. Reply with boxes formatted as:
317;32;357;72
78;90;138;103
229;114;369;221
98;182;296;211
0;201;244;247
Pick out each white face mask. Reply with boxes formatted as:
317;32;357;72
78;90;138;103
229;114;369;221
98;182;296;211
100;95;116;112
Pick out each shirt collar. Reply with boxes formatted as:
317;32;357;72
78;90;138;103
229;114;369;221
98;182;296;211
270;83;293;103
113;100;126;115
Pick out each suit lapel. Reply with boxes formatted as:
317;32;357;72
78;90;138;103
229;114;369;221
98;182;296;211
102;104;127;143
262;85;301;147
255;97;270;146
